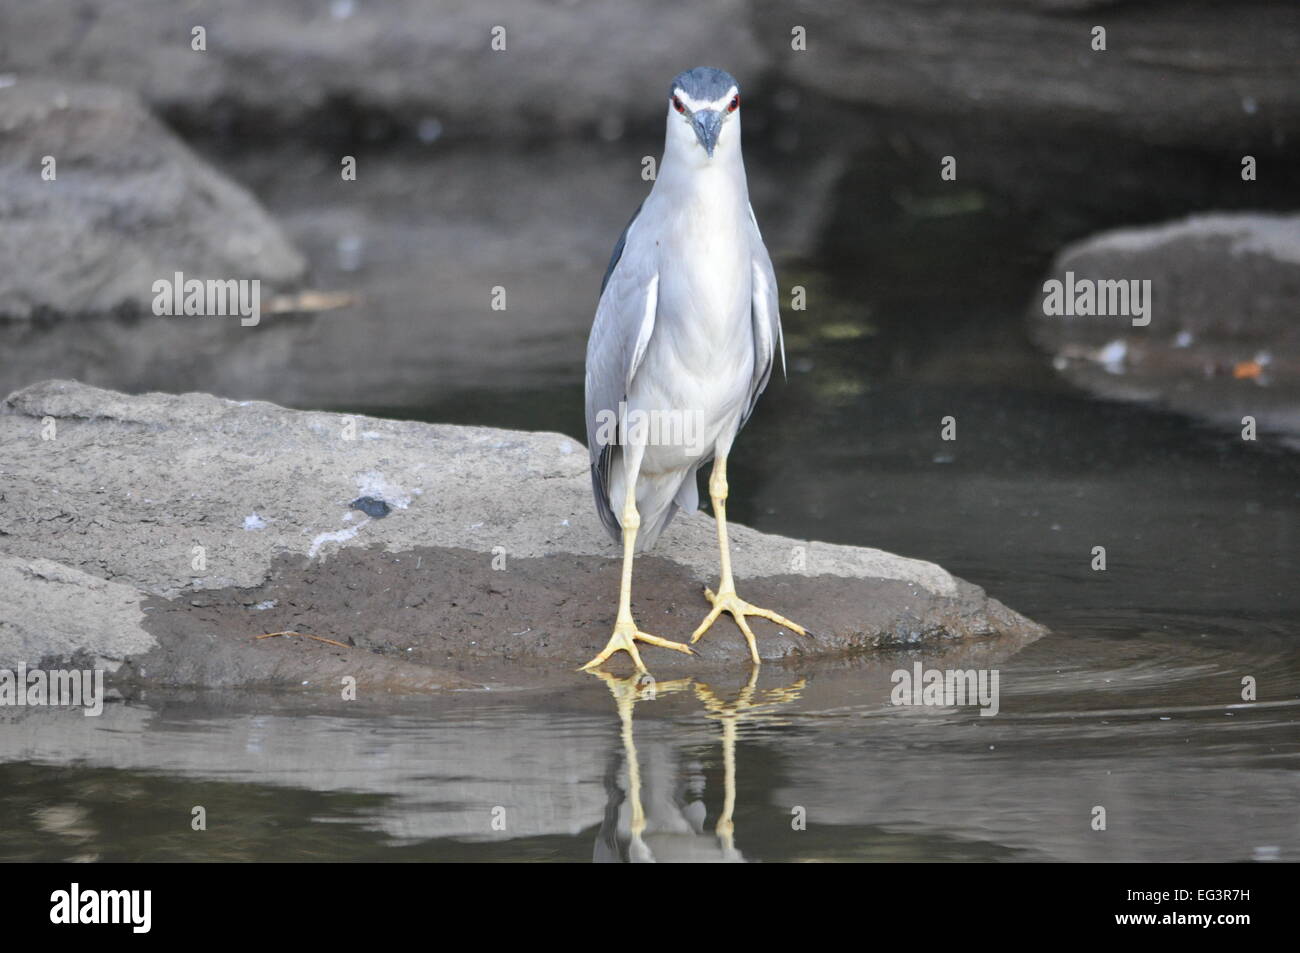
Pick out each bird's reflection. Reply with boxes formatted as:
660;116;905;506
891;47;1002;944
590;669;805;863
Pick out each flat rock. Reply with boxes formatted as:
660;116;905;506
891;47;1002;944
0;380;1045;690
0;555;152;670
0;80;305;319
1030;212;1300;445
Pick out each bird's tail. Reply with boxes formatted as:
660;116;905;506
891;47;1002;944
599;456;701;553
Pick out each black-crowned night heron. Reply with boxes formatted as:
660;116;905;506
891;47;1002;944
581;67;807;674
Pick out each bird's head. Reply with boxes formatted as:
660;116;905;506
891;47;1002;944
665;67;741;164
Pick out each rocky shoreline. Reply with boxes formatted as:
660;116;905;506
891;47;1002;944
0;381;1045;692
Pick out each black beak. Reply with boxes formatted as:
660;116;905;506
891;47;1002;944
691;109;723;157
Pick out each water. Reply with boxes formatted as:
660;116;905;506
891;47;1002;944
1;141;1296;862
3;630;1296;862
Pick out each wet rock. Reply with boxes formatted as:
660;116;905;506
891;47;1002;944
1031;212;1300;445
0;80;305;319
0;381;1044;689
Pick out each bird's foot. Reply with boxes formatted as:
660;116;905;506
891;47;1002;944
690;587;808;665
580;618;694;674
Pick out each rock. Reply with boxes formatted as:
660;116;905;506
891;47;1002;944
0;555;153;669
0;0;767;140
1030;212;1300;445
0;380;1044;689
0;80;305;319
754;0;1300;152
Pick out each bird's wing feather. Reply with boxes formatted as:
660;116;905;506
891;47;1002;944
585;204;659;536
598;200;643;297
740;205;785;427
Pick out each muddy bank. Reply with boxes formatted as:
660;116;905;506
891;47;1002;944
0;380;1045;691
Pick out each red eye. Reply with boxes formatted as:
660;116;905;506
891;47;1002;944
672;96;685;114
727;95;739;112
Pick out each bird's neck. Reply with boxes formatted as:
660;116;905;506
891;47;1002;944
655;148;748;206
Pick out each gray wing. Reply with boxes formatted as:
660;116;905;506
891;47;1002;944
740;205;785;428
585;204;659;539
599;200;643;296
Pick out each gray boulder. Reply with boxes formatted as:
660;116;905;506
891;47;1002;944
0;79;305;319
1031;212;1300;444
0;380;1044;690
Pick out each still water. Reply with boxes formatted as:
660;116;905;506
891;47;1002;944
1;142;1296;862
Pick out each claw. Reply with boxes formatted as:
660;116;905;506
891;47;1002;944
691;587;809;665
580;619;694;673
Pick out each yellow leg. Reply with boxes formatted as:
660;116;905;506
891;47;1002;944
589;671;692;859
691;454;809;665
717;716;738;852
693;672;806;859
581;470;694;673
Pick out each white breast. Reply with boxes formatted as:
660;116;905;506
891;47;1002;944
628;167;756;469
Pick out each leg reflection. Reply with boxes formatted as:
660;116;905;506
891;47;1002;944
592;669;804;863
694;671;806;859
590;671;692;863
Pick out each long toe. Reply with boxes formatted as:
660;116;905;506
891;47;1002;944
580;621;693;673
690;588;810;662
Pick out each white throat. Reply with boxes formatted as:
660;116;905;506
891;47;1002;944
657;112;747;195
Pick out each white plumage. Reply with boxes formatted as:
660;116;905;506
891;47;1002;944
586;71;780;551
580;67;802;675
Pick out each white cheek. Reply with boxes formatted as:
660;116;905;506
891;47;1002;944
668;115;694;144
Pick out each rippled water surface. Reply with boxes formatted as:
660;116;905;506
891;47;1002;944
1;145;1296;862
3;626;1296;862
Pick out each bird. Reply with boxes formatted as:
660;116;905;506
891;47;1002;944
580;66;808;674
